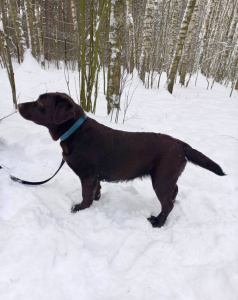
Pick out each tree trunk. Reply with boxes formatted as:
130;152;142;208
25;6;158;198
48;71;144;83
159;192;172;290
80;0;86;109
126;0;135;73
0;0;17;108
8;0;25;63
139;0;154;84
167;0;179;74
179;3;198;86
167;0;197;94
107;0;124;115
86;0;109;111
35;0;44;65
25;0;36;58
235;80;238;90
200;0;216;76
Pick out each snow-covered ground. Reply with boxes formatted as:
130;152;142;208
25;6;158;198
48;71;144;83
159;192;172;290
0;53;238;300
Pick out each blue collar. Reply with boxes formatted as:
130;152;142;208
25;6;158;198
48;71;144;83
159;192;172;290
60;114;87;141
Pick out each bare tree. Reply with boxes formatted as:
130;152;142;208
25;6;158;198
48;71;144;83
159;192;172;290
167;0;197;94
139;0;154;84
107;0;124;115
0;0;17;108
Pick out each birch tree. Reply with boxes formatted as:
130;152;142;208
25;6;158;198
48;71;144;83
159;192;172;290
179;3;198;86
167;0;197;94
125;0;135;74
86;0;109;112
79;0;86;109
25;0;36;57
139;0;154;84
107;0;124;115
0;0;17;108
8;0;25;63
167;0;179;74
35;0;44;65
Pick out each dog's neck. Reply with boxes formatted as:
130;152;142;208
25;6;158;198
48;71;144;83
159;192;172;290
48;119;77;141
48;106;86;141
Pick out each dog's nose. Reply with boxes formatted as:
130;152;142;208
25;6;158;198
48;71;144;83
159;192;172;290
18;103;31;119
18;103;26;114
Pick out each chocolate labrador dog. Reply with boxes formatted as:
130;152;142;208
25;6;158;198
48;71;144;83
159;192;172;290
18;93;225;227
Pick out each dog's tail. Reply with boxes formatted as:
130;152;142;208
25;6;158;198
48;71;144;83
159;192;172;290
180;141;226;176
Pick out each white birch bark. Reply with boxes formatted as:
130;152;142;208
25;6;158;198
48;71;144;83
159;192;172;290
179;3;198;85
35;0;44;65
8;0;26;63
139;0;154;83
25;0;36;57
107;0;124;114
126;0;135;73
167;0;197;94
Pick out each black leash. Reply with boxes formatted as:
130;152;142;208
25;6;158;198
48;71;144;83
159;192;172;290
7;159;65;185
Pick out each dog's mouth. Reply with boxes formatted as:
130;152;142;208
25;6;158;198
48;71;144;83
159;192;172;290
18;103;31;119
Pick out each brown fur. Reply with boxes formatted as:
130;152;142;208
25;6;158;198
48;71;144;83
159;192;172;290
18;93;225;227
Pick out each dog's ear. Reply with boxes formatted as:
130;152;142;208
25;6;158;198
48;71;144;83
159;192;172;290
53;95;75;124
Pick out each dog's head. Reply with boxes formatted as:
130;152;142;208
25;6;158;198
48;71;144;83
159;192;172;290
18;93;84;141
18;93;81;126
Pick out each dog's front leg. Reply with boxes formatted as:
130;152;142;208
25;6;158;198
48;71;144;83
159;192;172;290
71;176;98;212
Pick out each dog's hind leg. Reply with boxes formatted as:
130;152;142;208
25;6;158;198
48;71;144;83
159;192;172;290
171;184;178;204
71;176;98;212
148;181;176;228
94;180;101;201
148;154;186;228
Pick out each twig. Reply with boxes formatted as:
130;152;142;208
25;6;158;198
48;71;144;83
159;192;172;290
123;83;138;124
219;135;238;142
0;111;18;122
74;77;79;104
64;66;71;96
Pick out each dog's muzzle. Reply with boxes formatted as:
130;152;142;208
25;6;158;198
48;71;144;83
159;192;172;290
18;103;31;119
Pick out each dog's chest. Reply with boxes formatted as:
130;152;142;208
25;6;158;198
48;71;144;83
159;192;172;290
62;144;70;157
63;145;96;175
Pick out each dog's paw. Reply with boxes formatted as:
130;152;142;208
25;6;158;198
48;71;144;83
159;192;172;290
147;215;166;228
94;192;101;201
71;204;83;213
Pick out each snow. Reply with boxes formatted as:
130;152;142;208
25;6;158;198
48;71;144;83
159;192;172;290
0;52;238;300
0;20;4;33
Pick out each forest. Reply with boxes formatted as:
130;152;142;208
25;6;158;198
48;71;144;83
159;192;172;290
0;0;237;116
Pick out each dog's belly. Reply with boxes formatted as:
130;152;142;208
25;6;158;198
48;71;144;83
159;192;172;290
98;167;151;182
97;152;155;182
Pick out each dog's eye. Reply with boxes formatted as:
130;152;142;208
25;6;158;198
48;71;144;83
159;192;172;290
37;100;46;113
38;100;44;107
